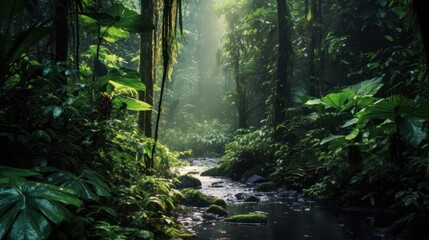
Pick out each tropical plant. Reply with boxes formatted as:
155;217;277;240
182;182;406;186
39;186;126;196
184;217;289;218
0;178;81;240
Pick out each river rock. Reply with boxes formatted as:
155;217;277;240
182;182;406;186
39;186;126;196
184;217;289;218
277;190;299;198
235;193;247;200
203;213;217;220
211;181;224;188
213;198;227;208
244;195;260;202
175;174;202;189
246;175;267;184
254;182;276;192
206;205;228;216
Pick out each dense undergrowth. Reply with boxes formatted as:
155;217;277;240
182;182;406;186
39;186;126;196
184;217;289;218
207;78;429;239
0;1;192;239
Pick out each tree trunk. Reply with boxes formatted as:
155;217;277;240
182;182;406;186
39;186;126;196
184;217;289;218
413;0;429;68
274;0;292;127
54;0;69;62
139;0;155;138
232;34;247;129
307;0;322;96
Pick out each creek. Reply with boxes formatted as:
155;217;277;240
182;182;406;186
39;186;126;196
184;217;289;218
177;158;396;240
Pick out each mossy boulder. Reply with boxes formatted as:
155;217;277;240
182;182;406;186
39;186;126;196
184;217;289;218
200;166;225;176
254;182;276;192
180;189;213;207
225;214;267;224
213;198;227;208
175;174;202;189
205;205;228;216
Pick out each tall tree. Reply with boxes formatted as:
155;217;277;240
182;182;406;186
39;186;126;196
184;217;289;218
413;0;429;68
54;0;69;62
273;0;293;128
307;0;322;96
139;0;155;137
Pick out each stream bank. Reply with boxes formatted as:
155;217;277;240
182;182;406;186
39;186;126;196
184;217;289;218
177;158;396;240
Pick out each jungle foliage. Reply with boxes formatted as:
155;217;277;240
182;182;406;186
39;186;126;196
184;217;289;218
0;0;191;239
1;0;429;239
206;0;429;238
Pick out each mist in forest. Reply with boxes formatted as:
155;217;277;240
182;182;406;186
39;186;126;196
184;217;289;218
160;0;232;156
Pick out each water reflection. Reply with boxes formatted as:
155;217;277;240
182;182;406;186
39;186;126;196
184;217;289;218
178;159;394;240
194;203;393;240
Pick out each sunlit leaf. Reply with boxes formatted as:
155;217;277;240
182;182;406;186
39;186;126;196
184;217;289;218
114;96;152;111
101;26;129;42
101;68;145;91
346;128;359;140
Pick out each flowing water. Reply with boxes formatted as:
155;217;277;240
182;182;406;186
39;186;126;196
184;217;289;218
177;158;395;240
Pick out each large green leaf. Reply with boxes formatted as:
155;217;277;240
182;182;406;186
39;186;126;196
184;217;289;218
46;170;111;202
0;165;41;183
344;77;383;96
0;181;81;240
99;68;146;91
81;4;153;34
399;118;427;148
321;91;353;111
114;96;152;111
104;4;154;33
101;26;129;42
357;95;413;128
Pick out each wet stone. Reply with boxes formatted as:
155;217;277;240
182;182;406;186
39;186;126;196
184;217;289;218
211;181;224;188
244;195;260;202
246;175;267;184
235;193;247;200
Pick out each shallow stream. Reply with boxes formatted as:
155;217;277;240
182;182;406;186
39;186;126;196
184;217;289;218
177;158;395;240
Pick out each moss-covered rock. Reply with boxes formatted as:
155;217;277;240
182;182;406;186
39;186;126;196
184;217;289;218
200;166;226;176
225;214;267;224
254;182;276;192
213;198;227;208
205;205;228;216
175;174;202;189
180;189;213;207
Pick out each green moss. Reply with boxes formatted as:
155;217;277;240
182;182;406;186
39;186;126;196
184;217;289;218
213;198;227;208
205;205;228;216
180;189;213;207
200;166;227;176
175;174;202;189
225;214;267;224
254;182;276;192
